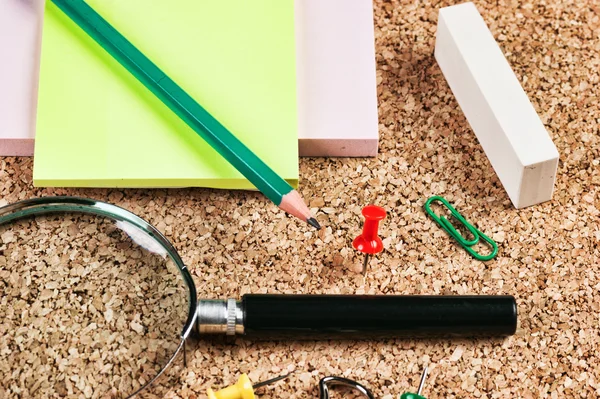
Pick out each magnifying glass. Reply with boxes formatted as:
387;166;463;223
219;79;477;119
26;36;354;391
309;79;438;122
0;197;517;398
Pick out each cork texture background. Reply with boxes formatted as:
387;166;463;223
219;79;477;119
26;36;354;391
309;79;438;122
1;0;600;397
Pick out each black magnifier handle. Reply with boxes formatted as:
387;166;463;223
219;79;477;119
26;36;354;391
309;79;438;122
196;294;517;338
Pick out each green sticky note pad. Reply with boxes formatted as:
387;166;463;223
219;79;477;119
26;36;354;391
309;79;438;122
34;0;298;189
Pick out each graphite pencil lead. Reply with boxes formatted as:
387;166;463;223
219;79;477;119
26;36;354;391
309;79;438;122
307;217;321;230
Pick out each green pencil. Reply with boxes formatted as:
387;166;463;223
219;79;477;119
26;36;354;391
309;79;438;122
50;0;320;229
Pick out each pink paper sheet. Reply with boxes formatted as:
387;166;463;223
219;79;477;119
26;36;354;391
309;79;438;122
0;0;43;156
0;0;379;158
296;0;379;157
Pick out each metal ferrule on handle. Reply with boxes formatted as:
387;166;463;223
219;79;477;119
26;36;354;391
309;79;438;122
195;294;518;339
197;299;244;335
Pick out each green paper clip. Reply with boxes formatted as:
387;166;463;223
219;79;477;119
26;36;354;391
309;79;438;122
424;196;498;261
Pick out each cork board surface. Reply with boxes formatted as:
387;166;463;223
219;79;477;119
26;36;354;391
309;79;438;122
1;0;600;397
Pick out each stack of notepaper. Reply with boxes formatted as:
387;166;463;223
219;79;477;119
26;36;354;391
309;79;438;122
1;0;379;187
0;0;43;156
34;0;299;188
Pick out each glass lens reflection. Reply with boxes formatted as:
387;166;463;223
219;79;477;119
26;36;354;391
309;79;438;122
0;213;189;398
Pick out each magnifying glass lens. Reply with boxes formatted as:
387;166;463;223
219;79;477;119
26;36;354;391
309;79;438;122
0;212;190;398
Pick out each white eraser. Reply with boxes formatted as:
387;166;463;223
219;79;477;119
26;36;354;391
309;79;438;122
0;0;43;157
435;2;559;208
295;0;379;157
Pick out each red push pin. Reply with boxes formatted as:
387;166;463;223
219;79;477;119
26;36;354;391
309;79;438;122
353;205;386;275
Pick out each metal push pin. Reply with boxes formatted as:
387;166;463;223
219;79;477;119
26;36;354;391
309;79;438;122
207;372;293;399
400;366;429;399
353;205;386;275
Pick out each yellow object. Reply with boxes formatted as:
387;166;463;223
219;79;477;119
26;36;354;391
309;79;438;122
34;0;298;189
207;374;255;399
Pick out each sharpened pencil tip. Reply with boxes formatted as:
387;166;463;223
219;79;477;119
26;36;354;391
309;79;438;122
307;217;321;230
